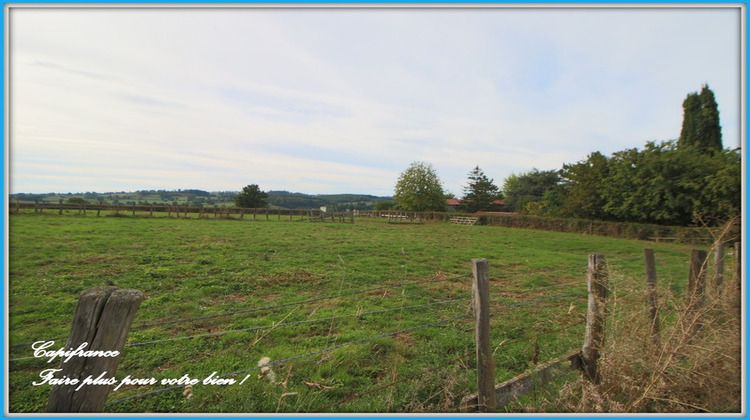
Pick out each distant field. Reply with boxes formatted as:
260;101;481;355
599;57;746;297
8;212;709;413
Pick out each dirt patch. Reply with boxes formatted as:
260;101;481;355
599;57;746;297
394;332;415;347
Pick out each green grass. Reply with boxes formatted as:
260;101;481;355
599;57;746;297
8;211;705;413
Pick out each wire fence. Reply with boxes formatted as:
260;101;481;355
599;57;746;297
11;263;588;413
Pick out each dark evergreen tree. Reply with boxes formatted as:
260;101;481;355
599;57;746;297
678;84;723;154
461;166;501;212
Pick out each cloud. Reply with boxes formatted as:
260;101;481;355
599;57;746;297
9;6;742;195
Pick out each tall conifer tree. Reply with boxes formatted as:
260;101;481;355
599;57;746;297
462;166;500;212
678;84;723;154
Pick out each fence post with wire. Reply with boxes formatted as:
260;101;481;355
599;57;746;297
580;253;608;385
471;258;496;412
12;256;628;413
45;287;143;413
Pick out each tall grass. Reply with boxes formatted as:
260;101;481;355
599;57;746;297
522;220;742;413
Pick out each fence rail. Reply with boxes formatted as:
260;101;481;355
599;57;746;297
12;201;728;244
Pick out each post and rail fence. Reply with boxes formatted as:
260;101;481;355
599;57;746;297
11;200;732;245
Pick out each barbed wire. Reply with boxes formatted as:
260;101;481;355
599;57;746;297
124;297;470;348
9;292;580;364
104;312;470;407
492;280;585;295
10;274;470;351
129;274;469;331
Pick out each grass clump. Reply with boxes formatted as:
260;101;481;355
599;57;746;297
525;223;742;413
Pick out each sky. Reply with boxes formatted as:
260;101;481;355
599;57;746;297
8;6;744;197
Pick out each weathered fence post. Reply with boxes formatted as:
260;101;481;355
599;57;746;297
643;249;660;347
582;253;608;384
46;287;143;412
714;241;725;292
59;199;64;215
688;249;708;306
472;258;496;412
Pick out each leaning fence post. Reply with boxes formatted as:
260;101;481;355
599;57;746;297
714;241;725;291
643;249;660;347
472;258;496;412
582;253;608;384
688;249;708;307
46;287;144;412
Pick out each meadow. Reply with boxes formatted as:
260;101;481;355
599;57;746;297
7;211;733;413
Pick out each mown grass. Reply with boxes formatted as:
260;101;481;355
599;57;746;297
8;211;713;413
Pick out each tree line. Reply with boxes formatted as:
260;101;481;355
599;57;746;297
391;85;740;227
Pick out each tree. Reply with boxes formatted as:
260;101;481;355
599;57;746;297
461;166;501;212
502;169;561;213
678;84;723;154
234;184;268;208
595;140;739;226
559;152;611;220
393;161;446;211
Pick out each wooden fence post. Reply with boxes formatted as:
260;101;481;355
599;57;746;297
688;249;708;306
582;253;608;384
59;200;63;215
643;249;660;347
472;258;496;412
714;241;725;292
46;287;143;412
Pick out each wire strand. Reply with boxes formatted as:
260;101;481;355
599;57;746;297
124;297;470;348
104;313;469;407
130;274;469;331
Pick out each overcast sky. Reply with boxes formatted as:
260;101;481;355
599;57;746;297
9;6;743;196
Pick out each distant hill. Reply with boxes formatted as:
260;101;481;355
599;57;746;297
9;189;395;210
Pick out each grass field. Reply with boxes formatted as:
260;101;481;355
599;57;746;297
7;211;725;413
